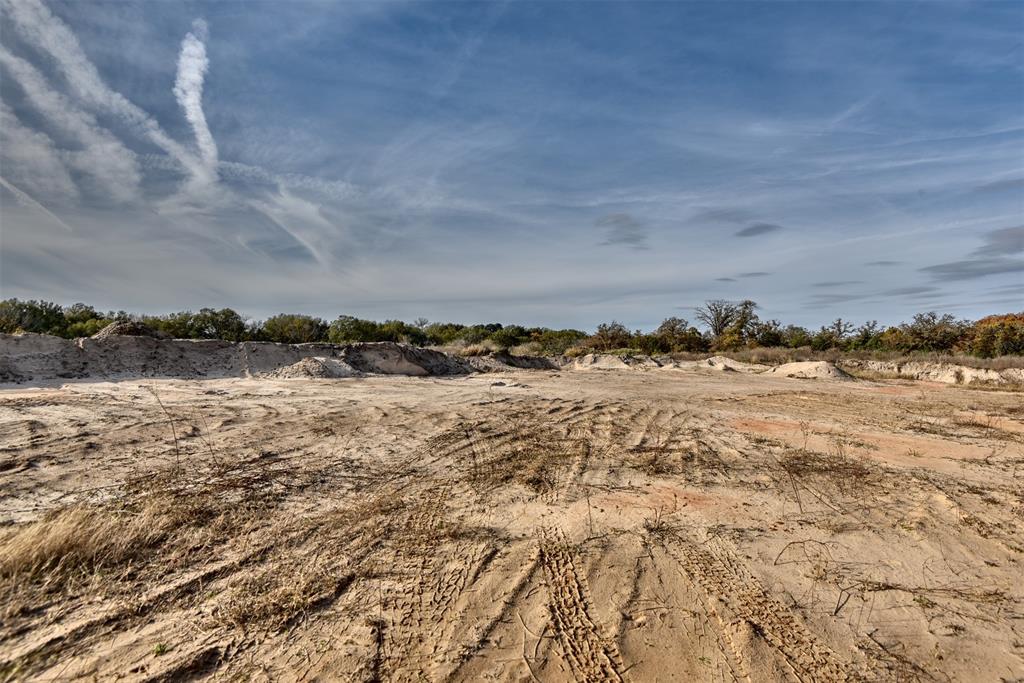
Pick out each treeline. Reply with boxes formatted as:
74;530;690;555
1;298;1022;358
0;299;588;354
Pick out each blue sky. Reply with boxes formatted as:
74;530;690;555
0;0;1021;330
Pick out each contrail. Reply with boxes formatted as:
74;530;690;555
0;0;204;182
173;19;219;177
0;46;140;202
0;176;74;232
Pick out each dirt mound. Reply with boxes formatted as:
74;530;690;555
571;353;662;371
663;356;766;373
765;361;853;381
265;357;362;379
465;352;559;373
91;320;162;339
339;342;472;376
704;355;766;373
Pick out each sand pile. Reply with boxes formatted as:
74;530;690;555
765;361;854;381
571;353;663;371
465;352;559;373
339;342;471;376
266;357;362;379
661;356;766;373
91;320;162;339
703;355;766;372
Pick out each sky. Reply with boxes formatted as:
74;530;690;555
0;0;1022;331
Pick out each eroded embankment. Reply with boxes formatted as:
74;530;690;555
0;334;473;383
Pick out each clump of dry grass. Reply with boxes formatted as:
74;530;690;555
0;501;180;584
778;449;876;496
0;454;313;623
213;568;356;629
464;417;580;493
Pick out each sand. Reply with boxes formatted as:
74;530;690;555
1;342;1022;681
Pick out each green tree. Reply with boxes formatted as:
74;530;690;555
0;299;67;336
260;314;328;344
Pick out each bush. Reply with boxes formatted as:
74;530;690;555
488;325;529;349
531;328;587;355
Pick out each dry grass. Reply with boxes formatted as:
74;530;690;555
466;417;580;493
0;454;314;623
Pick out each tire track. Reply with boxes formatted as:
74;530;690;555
538;526;625;683
663;531;855;682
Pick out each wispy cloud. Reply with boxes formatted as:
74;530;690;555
920;226;1024;282
735;222;784;238
921;258;1024;281
598;213;649;249
972;225;1023;256
812;280;863;287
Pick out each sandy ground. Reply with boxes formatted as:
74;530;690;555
1;367;1022;681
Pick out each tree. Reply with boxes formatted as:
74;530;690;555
848;321;881;350
191;308;247;341
0;299;67;336
654;317;707;352
964;313;1024;357
781;325;812;348
63;303;110;338
590;322;632;351
260;314;328;344
694;300;739;338
901;312;968;352
747;318;783;348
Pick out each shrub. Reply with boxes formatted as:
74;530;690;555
530;328;587;355
489;325;529;349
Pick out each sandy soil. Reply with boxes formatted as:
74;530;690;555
1;367;1022;681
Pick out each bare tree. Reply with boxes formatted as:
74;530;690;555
694;299;739;337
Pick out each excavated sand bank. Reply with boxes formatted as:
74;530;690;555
2;333;1020;387
0;334;471;383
